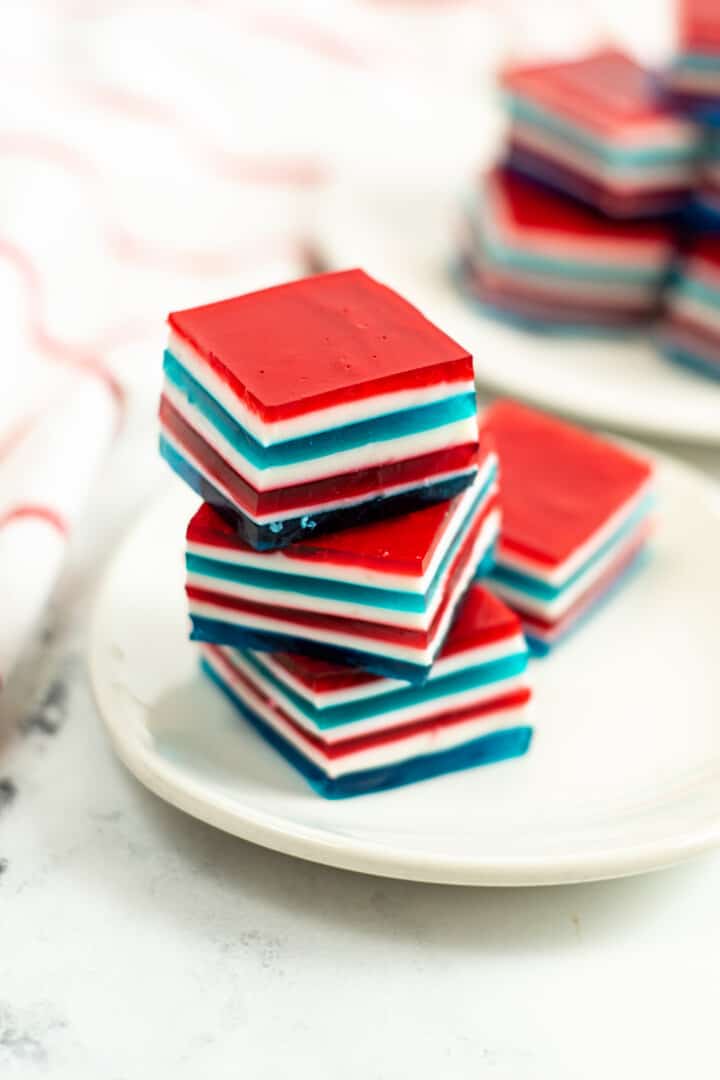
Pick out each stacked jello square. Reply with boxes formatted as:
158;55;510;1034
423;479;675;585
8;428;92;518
160;269;532;797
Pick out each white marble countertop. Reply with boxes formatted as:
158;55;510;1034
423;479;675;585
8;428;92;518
1;419;719;1080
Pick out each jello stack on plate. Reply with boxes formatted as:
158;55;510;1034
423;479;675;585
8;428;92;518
160;269;533;797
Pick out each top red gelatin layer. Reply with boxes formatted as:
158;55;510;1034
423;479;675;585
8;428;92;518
502;48;681;138
486;167;676;244
679;0;720;49
270;584;523;695
168;269;473;423
188;436;494;578
482;400;652;569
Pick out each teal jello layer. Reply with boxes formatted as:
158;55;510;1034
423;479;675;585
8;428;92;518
186;465;497;616
661;343;720;382
488;494;654;603
243;648;528;731
505;93;700;169
673;53;720;74
164;351;477;470
671;274;720;310
466;209;668;285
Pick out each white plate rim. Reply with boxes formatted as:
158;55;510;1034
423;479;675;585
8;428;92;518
316;180;720;447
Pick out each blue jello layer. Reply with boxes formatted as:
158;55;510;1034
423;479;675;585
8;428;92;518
160;434;477;551
193;619;431;683
190;545;498;685
164;351;477;469
186;463;497;616
244;648;528;731
487;494;655;604
201;659;532;798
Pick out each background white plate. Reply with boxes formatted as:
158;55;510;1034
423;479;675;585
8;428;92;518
89;451;720;886
316;180;720;446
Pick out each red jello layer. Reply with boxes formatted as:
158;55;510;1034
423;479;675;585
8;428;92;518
161;395;479;518
679;0;720;49
503;48;678;136
481;401;652;570
188;493;500;648
169;269;473;423
188;440;493;578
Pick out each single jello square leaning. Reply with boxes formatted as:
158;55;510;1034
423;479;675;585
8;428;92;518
481;401;655;652
199;583;532;798
159;269;480;550
185;440;499;684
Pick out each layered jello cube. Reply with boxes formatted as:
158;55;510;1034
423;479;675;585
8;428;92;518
502;48;701;218
186;440;499;683
160;269;480;550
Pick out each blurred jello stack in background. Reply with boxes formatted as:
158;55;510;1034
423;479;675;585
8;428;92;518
455;12;720;383
458;47;704;336
159;269;533;797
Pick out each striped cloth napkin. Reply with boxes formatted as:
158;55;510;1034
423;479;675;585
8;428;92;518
1;0;657;685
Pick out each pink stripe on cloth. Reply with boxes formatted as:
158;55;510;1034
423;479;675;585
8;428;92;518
0;505;69;537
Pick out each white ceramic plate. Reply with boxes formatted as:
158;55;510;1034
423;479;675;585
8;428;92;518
89;451;720;886
316;181;720;446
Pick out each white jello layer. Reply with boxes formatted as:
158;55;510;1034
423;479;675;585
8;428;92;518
164;378;479;491
201;645;530;778
168;331;475;447
255;631;527;710
497;478;654;587
188;510;501;665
